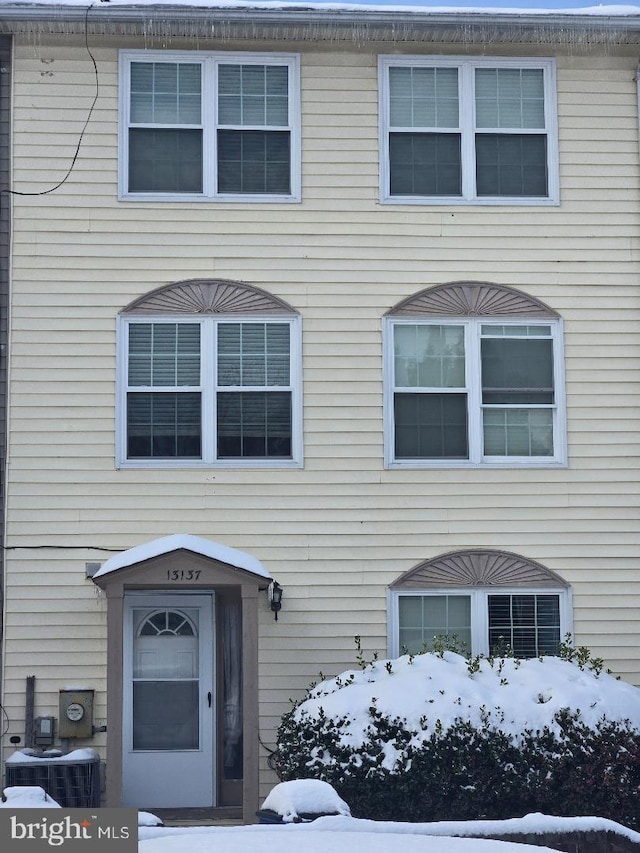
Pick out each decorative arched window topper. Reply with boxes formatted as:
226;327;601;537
122;278;298;315
138;609;196;637
387;281;558;318
391;550;569;590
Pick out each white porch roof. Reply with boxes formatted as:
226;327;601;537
93;533;272;581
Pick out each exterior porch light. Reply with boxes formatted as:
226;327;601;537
269;581;283;621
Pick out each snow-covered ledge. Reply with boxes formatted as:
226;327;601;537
92;533;272;582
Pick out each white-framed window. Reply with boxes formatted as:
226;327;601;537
117;314;303;468
119;50;301;202
388;588;572;659
379;55;559;205
384;316;566;468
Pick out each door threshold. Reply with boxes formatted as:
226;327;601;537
149;807;243;826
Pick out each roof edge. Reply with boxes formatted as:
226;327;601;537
1;4;640;42
92;533;272;582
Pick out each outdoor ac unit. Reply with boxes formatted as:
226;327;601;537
5;754;100;808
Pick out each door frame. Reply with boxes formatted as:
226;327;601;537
92;542;268;821
122;592;216;808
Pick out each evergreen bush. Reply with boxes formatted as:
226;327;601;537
274;645;640;829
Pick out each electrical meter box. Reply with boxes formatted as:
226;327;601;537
58;689;94;739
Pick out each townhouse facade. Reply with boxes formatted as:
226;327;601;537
0;0;639;821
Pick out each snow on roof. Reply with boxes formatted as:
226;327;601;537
92;533;272;580
2;0;640;18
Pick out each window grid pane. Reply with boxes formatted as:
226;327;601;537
130;61;202;125
475;68;545;129
389;66;459;128
218;64;289;127
128;323;201;387
217;391;292;458
488;594;560;657
481;337;554;405
483;408;554;457
129;129;203;194
389;132;461;196
218;323;290;387
394;392;468;459
127;392;202;459
476;134;548;197
398;595;471;654
217;130;290;194
394;324;465;388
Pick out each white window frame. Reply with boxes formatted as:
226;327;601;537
383;316;567;469
119;50;301;202
387;587;573;659
379;55;559;206
116;313;303;468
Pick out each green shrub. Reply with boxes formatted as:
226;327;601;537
273;650;640;828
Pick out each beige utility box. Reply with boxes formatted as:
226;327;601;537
58;689;94;739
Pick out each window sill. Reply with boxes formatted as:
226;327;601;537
118;191;301;204
385;459;568;470
380;194;559;206
117;458;303;470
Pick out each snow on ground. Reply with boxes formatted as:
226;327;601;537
293;651;640;767
261;779;351;821
137;813;640;852
0;786;61;808
3;788;638;852
138;827;559;853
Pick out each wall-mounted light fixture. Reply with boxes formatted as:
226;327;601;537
268;581;283;621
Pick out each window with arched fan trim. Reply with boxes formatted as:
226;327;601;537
387;549;572;659
117;279;302;468
383;281;566;468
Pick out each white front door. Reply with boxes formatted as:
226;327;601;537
122;593;215;808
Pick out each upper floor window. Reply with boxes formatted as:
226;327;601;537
119;51;301;202
379;56;559;205
384;282;566;468
117;280;302;468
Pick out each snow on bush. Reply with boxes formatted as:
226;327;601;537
274;646;640;827
262;780;351;822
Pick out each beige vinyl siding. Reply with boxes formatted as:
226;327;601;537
3;35;640;799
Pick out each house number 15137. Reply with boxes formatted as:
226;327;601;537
166;569;201;581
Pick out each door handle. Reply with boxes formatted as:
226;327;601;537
207;691;212;708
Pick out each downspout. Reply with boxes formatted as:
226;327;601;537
0;34;10;762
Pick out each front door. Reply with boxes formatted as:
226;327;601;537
122;593;215;808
